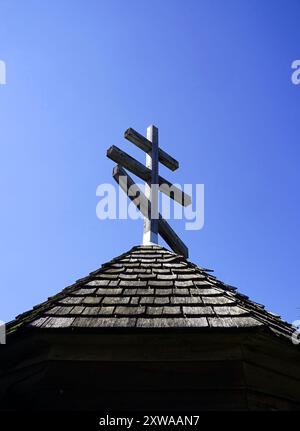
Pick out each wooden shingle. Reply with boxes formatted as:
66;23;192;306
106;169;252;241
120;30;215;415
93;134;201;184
6;245;295;339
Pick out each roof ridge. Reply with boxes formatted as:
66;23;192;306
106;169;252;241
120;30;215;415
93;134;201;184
6;245;296;344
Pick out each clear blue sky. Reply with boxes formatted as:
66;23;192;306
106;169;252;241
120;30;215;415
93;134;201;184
0;0;299;323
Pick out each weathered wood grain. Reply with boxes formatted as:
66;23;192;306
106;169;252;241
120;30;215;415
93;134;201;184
124;127;179;171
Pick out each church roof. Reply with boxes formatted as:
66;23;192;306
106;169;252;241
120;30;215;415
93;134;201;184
7;245;294;341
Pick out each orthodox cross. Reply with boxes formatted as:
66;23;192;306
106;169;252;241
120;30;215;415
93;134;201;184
106;125;191;258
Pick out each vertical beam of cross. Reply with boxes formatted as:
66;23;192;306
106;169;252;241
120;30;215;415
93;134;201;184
143;125;159;245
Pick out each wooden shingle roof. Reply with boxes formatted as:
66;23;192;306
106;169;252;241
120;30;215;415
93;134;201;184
7;245;294;341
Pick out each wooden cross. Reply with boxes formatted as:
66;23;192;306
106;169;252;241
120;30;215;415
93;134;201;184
106;125;191;258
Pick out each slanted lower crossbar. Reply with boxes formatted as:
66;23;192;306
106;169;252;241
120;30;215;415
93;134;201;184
113;165;189;258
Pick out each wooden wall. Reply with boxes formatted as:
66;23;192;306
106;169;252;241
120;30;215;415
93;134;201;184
0;330;299;410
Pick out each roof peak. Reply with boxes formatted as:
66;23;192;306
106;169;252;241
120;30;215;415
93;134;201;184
7;244;294;344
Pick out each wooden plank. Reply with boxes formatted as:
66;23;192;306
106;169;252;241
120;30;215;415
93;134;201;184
125;127;179;171
107;146;191;206
143;125;159;244
113;165;149;217
113;165;189;258
159;218;189;259
243;361;300;402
